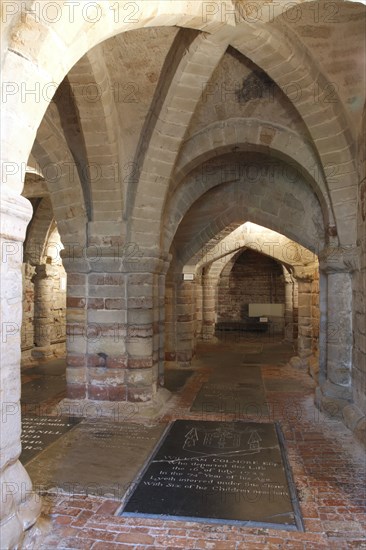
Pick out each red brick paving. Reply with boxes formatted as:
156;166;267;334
31;340;365;549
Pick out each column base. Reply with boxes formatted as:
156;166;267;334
202;334;216;342
288;355;308;369
31;346;54;361
315;380;353;419
176;351;193;368
308;355;319;380
1;472;42;549
55;388;172;421
342;404;366;446
315;384;366;447
21;515;53;550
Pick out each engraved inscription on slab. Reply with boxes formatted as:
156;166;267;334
25;421;166;500
190;383;269;416
122;420;303;531
20;415;80;464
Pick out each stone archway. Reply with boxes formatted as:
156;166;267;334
166;219;318;372
1;3;365;546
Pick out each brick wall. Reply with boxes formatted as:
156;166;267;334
217;249;285;332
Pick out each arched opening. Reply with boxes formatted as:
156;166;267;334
19;177;68;463
22;217;67;364
1;3;365;546
216;248;286;335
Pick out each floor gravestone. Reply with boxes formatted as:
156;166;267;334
120;419;303;531
25;421;166;499
20;415;81;464
190;366;269;417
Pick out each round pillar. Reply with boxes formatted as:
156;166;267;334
316;246;359;415
0;191;42;548
32;264;59;359
202;274;216;340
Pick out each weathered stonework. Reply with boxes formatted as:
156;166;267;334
0;192;42;547
1;3;365;545
217;249;285;333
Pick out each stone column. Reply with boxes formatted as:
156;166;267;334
293;267;314;366
293;278;299;340
288;265;317;369
21;263;36;355
32;264;59;360
63;248;129;404
318;271;328;386
164;277;177;366
283;272;294;343
62;254;88;401
125;255;168;401
316;247;358;412
157;268;169;385
311;271;320;355
309;270;320;379
202;273;216;340
195;273;203;340
326;272;352;387
176;278;196;367
0;192;41;548
62;251;170;406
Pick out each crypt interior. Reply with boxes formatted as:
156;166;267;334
1;1;366;548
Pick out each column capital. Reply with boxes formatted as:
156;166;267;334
283;271;294;284
319;245;360;273
202;272;217;284
1;190;32;242
32;263;59;280
292;264;316;282
61;245;171;275
23;263;36;279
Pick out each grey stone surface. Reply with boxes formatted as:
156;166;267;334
25;421;166;499
191;366;269;416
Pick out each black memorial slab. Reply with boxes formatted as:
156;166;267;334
20;415;81;464
121;420;304;531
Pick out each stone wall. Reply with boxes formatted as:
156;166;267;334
1;4;365;547
217;249;285;333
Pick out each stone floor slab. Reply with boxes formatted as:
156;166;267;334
25;421;166;500
120;419;303;531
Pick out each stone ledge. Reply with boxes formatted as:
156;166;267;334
54;388;172;422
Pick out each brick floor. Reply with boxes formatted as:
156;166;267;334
26;339;366;549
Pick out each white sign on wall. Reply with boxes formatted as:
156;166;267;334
249;304;284;317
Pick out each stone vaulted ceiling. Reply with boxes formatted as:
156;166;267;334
22;1;366;261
